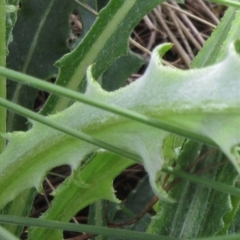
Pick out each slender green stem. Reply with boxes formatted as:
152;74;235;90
208;0;240;7
1;214;240;240
0;97;140;163
0;215;179;240
163;167;240;198
0;1;6;153
197;235;240;240
0;66;216;147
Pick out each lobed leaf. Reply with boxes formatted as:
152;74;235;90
29;152;133;240
0;41;240;210
41;0;166;115
1;42;240;214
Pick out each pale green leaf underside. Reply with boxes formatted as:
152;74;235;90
1;43;240;210
29;152;133;240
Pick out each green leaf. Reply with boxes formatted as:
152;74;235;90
7;0;78;131
1;1;28;238
191;6;240;68
5;0;19;49
40;0;166;114
207;0;240;7
2;42;240;213
29;152;133;240
148;148;238;238
0;225;19;240
88;199;108;240
4;1;79;235
175;140;202;169
198;162;238;237
0;0;7;153
0;189;36;237
148;144;211;237
229;193;240;233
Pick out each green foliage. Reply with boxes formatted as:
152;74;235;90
7;0;77;131
1;0;240;240
29;152;133;239
149;146;238;238
191;5;240;67
0;0;6;153
40;0;165;115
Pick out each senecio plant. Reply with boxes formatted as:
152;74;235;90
1;0;240;239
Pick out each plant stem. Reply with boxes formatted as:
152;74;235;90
0;0;6;153
163;167;240;198
0;215;180;240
